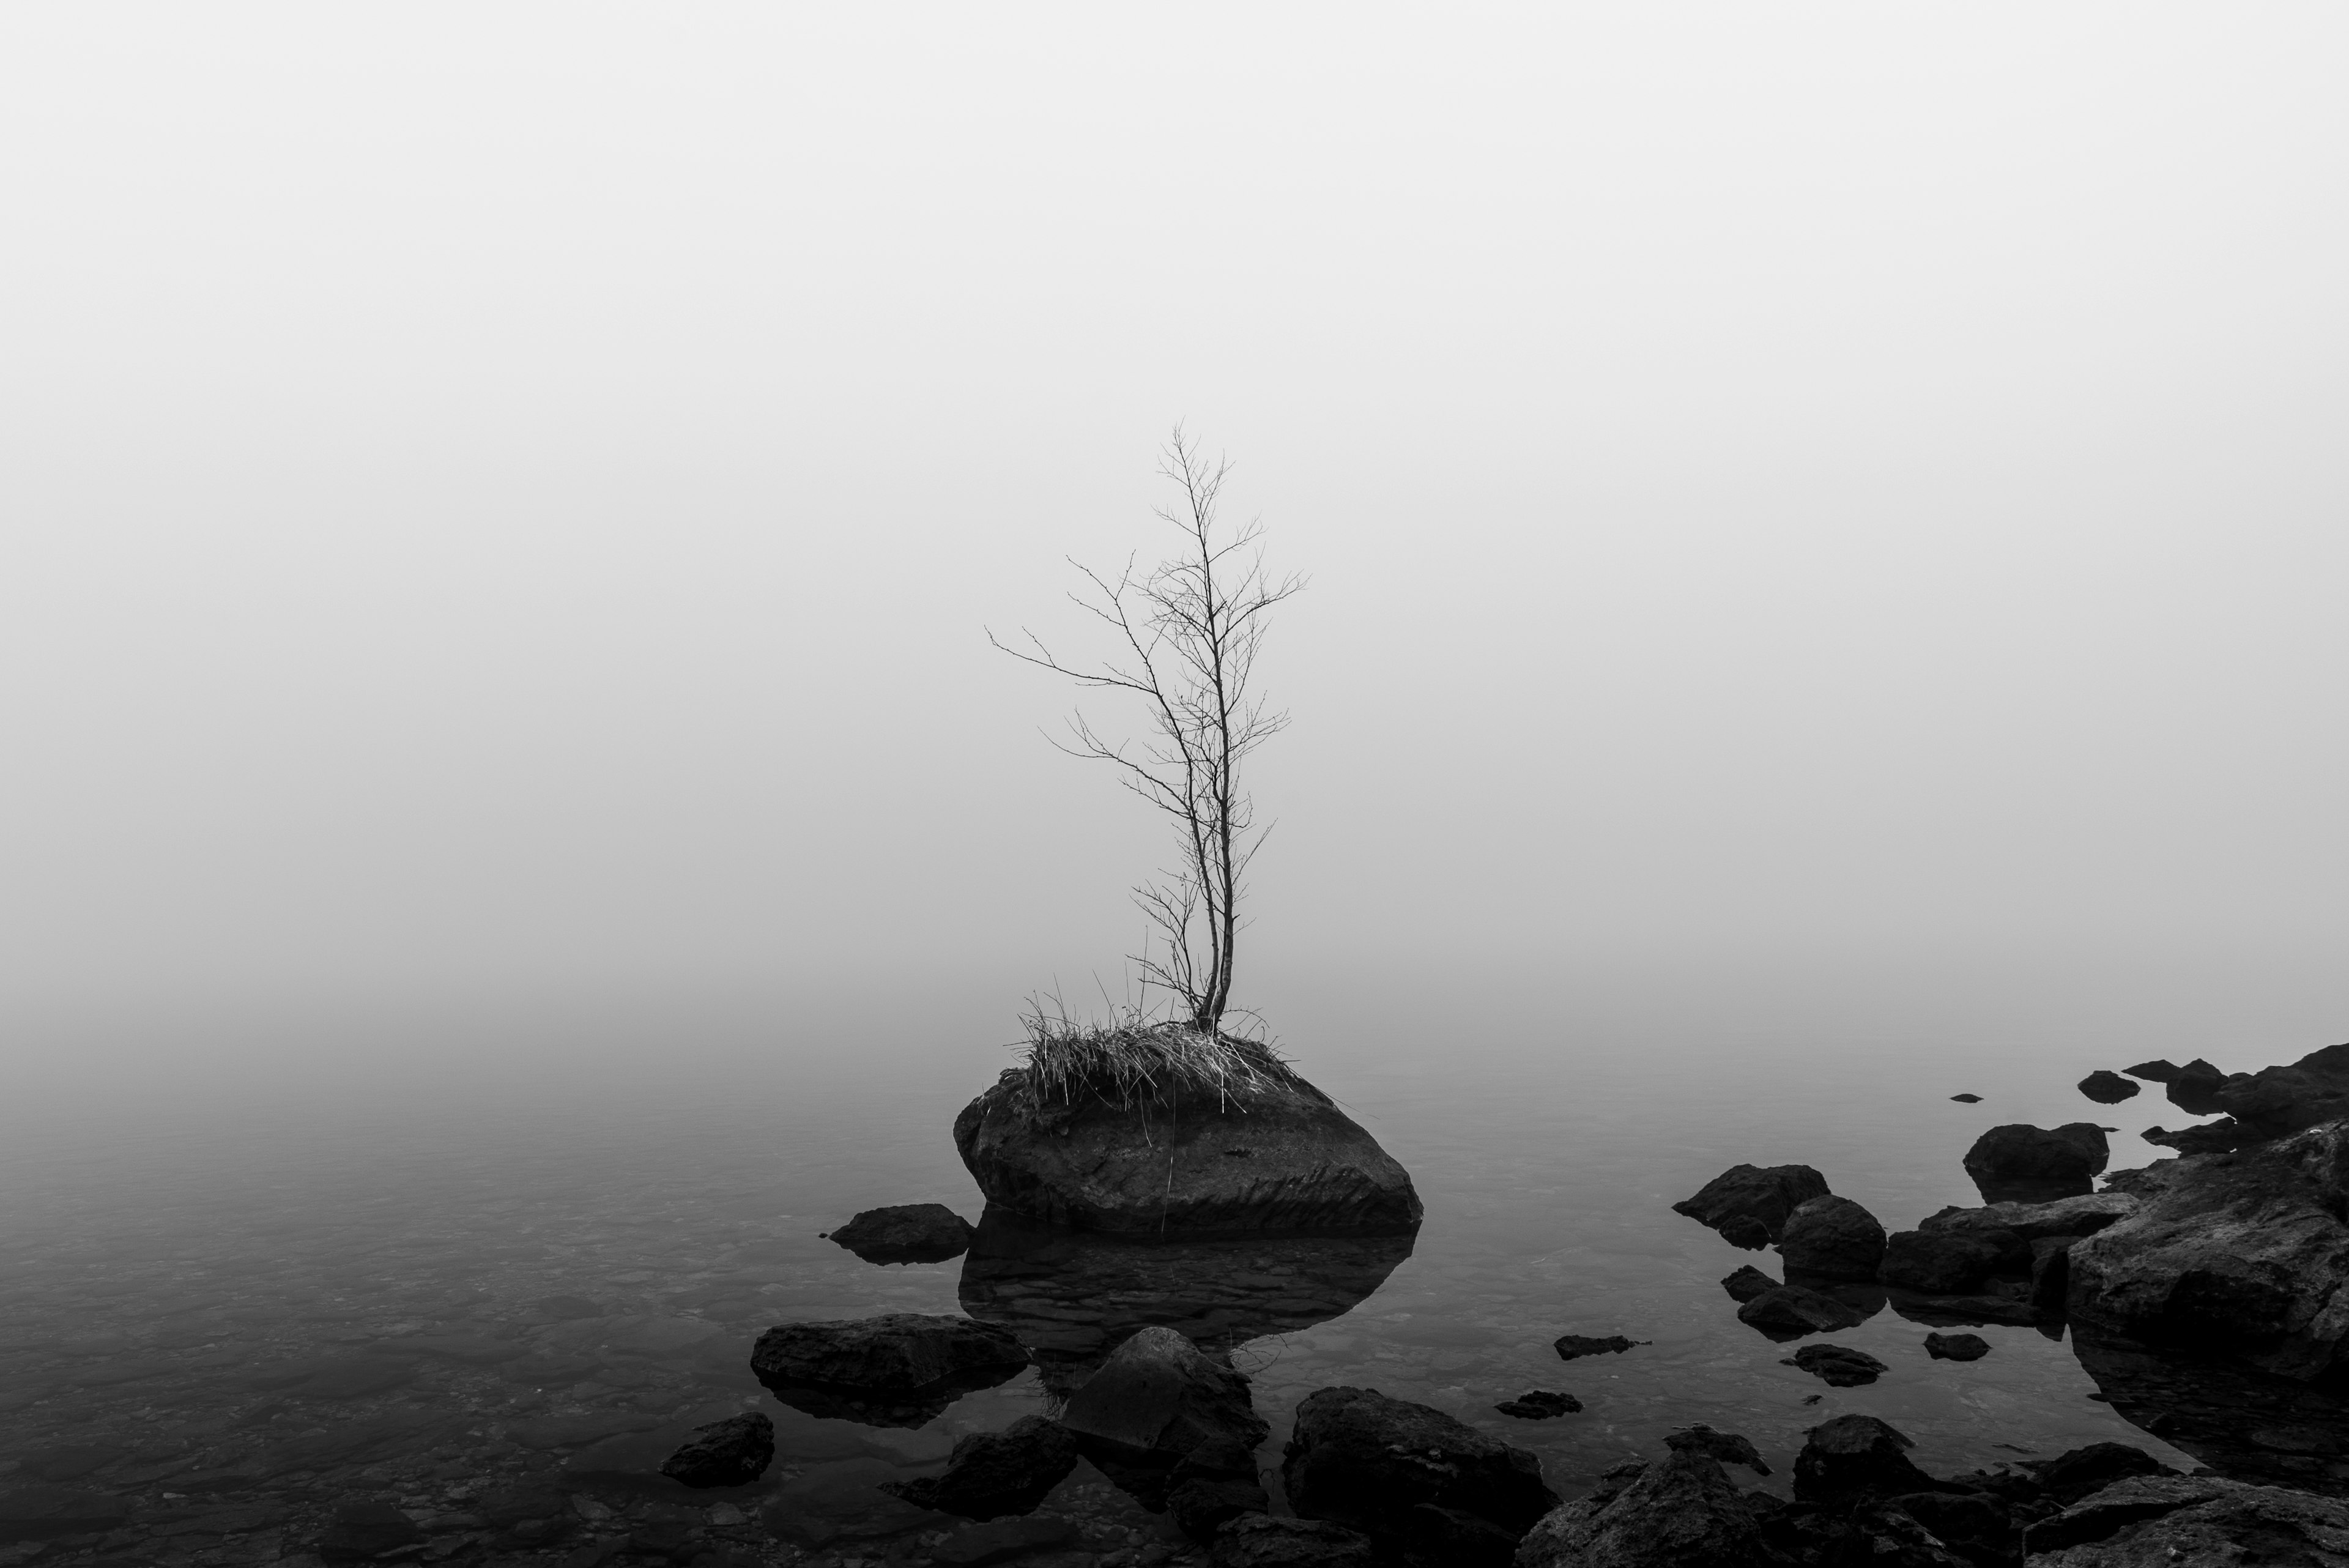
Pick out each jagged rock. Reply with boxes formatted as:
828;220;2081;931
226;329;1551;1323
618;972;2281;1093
1062;1325;1268;1463
1166;1436;1271;1542
1721;1265;1778;1302
2143;1119;2254;1154
1961;1123;2110;1202
316;1500;426;1562
2025;1473;2349;1563
1553;1334;1644;1360
1210;1514;1377;1568
2077;1071;2140;1104
1880;1229;2009;1294
828;1203;975;1263
1736;1284;1870;1337
1793;1416;1946;1501
1495;1391;1581;1419
659;1413;774;1488
2209;1041;2349;1139
1781;1344;1888;1386
880;1415;1078;1521
1666;1425;1770;1474
1671;1164;1830;1247
953;1057;1422;1235
750;1314;1030;1427
1283;1386;1557;1549
1890;1490;2020;1564
2068;1121;2349;1379
1779;1194;1887;1280
1513;1447;1770;1568
1923;1332;1989;1361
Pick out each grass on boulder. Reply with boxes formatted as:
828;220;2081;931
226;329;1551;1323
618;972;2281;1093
1017;1004;1296;1112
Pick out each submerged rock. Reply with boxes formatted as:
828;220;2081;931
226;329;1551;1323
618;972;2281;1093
828;1203;974;1263
316;1499;426;1562
1671;1163;1831;1248
0;1485;131;1544
1282;1386;1558;1553
1781;1343;1888;1386
1950;1093;1983;1103
953;1056;1422;1236
2069;1328;2349;1492
2069;1121;2349;1380
1923;1332;1990;1361
880;1415;1078;1521
2077;1071;2140;1104
1494;1390;1581;1419
1552;1333;1644;1360
658;1413;774;1488
1961;1123;2110;1203
749;1313;1029;1427
1779;1194;1887;1280
1736;1284;1871;1337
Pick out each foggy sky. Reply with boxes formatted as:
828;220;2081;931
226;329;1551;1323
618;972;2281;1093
4;6;2345;1030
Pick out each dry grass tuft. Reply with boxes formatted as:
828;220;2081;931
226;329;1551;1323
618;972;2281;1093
1016;1000;1294;1112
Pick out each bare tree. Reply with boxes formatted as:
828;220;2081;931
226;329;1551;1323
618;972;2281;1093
991;429;1304;1036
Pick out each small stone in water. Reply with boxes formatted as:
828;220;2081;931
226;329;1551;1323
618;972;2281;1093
1494;1390;1582;1419
1950;1093;1983;1103
1553;1334;1646;1361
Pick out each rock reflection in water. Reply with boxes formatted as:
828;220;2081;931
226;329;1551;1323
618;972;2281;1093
2073;1331;2349;1496
957;1206;1417;1393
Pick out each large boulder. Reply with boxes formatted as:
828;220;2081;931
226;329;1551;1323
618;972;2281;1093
1061;1325;1268;1463
1513;1447;1771;1568
749;1314;1029;1427
2210;1041;2349;1139
1283;1386;1558;1555
828;1203;974;1264
1778;1195;1887;1280
1879;1229;2010;1294
880;1415;1078;1521
2025;1473;2349;1564
2068;1121;2349;1380
954;1060;1421;1236
1961;1123;2110;1202
1671;1164;1830;1248
1735;1284;1871;1337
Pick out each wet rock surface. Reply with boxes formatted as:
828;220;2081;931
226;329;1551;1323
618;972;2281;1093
881;1414;1078;1520
1924;1332;1991;1361
1778;1194;1887;1280
826;1203;976;1265
2077;1071;2140;1105
1282;1385;1559;1556
1671;1164;1831;1248
2026;1473;2349;1564
1961;1123;2110;1203
748;1313;1030;1427
954;1061;1423;1236
1735;1284;1871;1337
1061;1326;1269;1466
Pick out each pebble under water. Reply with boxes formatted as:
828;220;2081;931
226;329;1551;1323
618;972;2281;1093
0;988;2305;1567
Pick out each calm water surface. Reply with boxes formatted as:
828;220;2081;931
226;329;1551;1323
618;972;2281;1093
0;982;2233;1564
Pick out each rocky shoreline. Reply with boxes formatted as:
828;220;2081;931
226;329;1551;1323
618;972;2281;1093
10;1044;2349;1567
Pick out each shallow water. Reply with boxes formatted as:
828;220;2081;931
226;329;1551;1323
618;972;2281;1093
0;979;2312;1565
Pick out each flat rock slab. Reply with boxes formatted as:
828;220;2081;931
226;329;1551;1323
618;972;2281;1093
1781;1343;1888;1386
1495;1391;1582;1419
